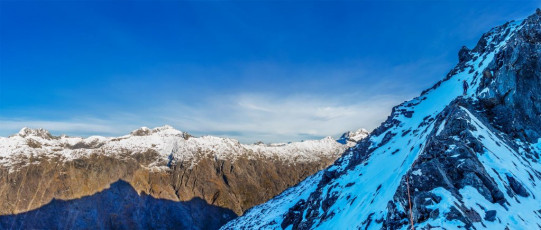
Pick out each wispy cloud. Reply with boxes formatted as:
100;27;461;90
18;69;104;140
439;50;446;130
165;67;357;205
158;93;406;142
0;46;448;143
0;93;407;143
0;57;442;143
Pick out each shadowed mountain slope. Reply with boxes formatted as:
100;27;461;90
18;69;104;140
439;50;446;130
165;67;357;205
0;180;236;230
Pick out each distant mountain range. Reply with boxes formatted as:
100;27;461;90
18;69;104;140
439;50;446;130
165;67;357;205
0;125;365;229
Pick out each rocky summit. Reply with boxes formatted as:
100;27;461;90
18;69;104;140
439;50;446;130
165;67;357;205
223;10;541;230
0;126;362;229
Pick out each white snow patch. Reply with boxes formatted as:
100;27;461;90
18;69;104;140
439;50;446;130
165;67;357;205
412;169;423;176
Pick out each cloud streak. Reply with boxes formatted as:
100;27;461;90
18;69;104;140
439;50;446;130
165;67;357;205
0;93;407;143
162;93;404;141
0;47;442;143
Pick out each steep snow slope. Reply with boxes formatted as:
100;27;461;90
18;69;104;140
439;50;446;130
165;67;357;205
223;10;541;230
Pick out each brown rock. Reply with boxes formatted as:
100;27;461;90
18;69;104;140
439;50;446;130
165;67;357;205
0;126;353;221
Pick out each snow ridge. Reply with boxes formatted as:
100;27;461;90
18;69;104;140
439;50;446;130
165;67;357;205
0;126;363;171
223;11;541;230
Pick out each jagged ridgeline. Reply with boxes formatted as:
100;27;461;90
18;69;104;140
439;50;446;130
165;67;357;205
0;126;367;229
223;10;541;230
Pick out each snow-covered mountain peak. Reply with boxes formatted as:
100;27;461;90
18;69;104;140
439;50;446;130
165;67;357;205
16;127;55;139
130;126;151;136
130;125;187;137
337;128;370;147
351;128;369;138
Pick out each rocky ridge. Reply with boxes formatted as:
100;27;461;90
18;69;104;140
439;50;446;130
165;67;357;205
223;10;541;230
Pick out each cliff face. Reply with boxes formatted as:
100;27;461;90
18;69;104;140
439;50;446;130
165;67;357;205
223;10;541;230
0;126;355;229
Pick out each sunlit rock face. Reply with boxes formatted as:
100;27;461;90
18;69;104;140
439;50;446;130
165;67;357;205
223;10;541;230
0;126;362;229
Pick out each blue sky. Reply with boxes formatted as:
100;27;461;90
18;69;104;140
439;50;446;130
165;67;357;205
1;0;540;143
